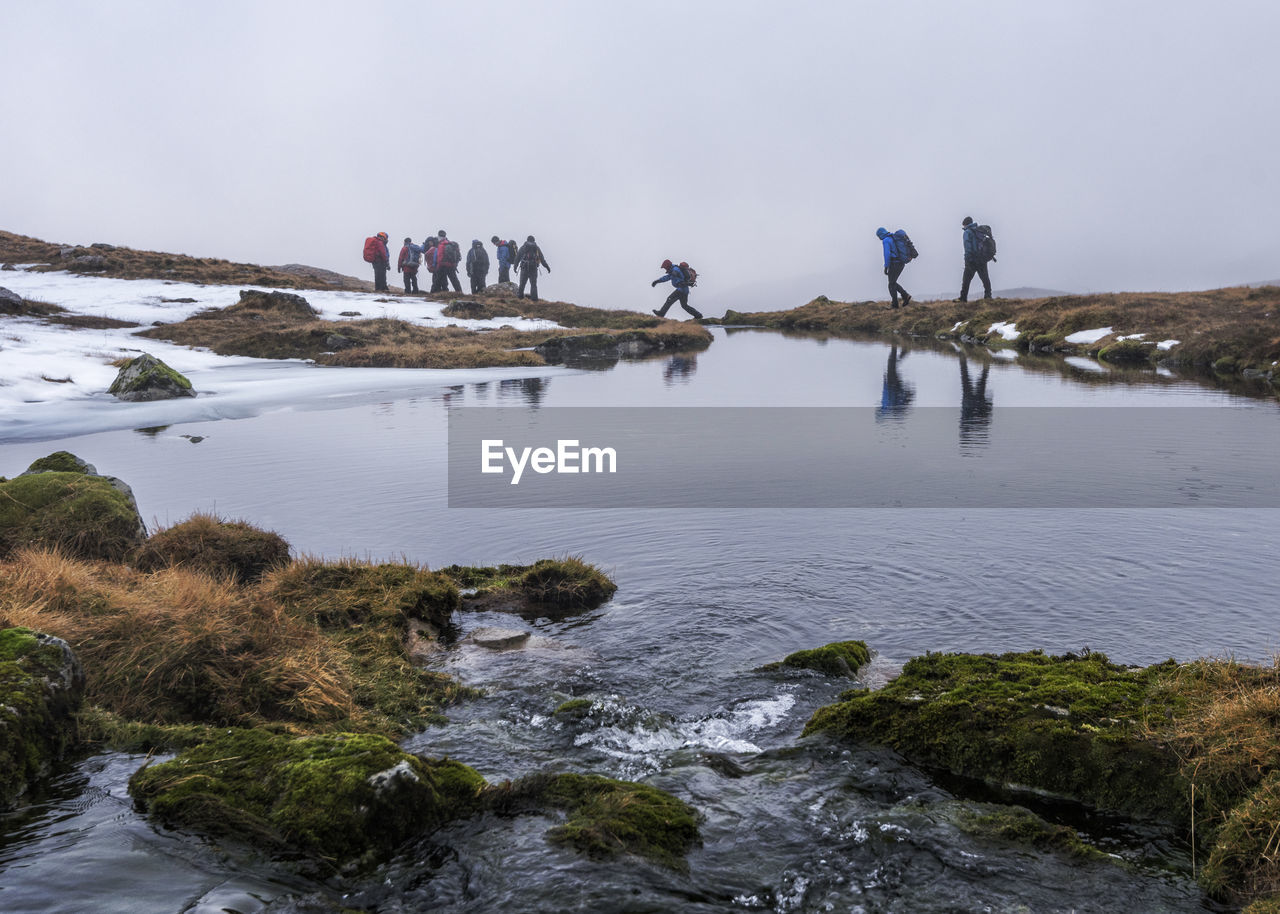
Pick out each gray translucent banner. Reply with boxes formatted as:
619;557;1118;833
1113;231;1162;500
447;407;1280;508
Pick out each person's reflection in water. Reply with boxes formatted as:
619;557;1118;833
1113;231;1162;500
877;343;915;420
496;377;548;406
662;353;698;386
958;350;993;450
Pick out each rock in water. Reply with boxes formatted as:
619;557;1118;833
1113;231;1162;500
471;627;531;650
0;629;86;808
107;353;196;401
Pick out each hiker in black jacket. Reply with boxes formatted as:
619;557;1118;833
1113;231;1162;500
516;235;550;301
956;216;995;302
466;240;489;294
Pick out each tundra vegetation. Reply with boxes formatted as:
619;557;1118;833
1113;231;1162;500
802;647;1280;911
0;454;703;871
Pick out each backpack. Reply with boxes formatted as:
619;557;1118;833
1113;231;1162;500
362;236;381;263
678;262;698;287
443;240;461;267
975;225;997;262
470;245;489;272
892;230;918;262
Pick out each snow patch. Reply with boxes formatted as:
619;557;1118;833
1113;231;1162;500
1157;339;1181;351
1065;326;1113;344
1064;356;1108;374
1116;333;1146;341
987;321;1020;340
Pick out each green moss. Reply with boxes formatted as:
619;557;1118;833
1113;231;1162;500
956;805;1108;861
129;728;486;868
24;451;91;475
804;650;1186;822
0;471;145;561
0;628;83;807
760;640;870;677
1202;771;1280;903
1098;339;1154;365
491;772;701;871
553;698;595;719
440;557;617;614
74;707;225;753
1213;356;1240;374
1243;899;1280;914
107;354;193;396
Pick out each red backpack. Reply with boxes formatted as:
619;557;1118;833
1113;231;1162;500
363;236;382;263
679;262;698;287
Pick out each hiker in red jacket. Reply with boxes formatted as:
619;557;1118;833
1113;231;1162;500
434;230;462;293
397;237;423;293
363;232;390;292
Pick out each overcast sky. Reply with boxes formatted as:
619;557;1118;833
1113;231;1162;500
3;1;1277;312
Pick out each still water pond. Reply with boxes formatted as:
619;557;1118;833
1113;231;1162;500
2;329;1276;913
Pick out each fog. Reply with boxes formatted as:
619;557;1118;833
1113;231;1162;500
2;0;1276;312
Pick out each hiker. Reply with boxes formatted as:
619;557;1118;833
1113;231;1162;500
650;259;703;320
466;239;490;294
397;237;423;293
492;236;516;284
956;216;996;302
423;237;441;292
363;231;390;292
876;227;913;309
435;230;462;293
516;235;550;301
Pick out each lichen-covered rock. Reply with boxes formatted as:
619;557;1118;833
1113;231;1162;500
0;628;86;807
759;640;870;677
441;557;617;619
470;627;530;649
107;353;196;401
128;729;486;869
1;457;147;560
229;289;318;320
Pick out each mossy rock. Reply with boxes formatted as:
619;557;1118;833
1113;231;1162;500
0;628;85;807
441;557;617;617
553;698;595;719
804;650;1187;822
0;469;146;561
759;640;870;677
490;772;701;871
107;353;196;401
1213;356;1240;374
1098;339;1154;365
955;804;1106;861
128;729;486;869
132;513;290;581
23;451;94;475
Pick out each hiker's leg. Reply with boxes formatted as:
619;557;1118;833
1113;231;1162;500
450;268;462;292
887;262;905;305
656;289;679;317
518;268;529;298
960;263;975;300
977;262;992;298
529;272;539;301
679;290;702;319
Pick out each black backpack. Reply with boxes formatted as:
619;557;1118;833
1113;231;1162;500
471;245;489;271
892;230;918;262
444;240;461;267
975;225;997;262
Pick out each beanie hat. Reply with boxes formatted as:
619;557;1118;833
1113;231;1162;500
962;216;974;226
661;259;673;270
527;235;536;242
491;235;500;244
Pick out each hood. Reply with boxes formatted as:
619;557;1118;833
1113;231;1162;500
472;239;482;246
876;227;890;239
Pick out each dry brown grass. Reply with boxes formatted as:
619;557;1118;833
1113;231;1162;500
0;548;354;727
131;512;291;582
0;229;369;292
719;285;1280;371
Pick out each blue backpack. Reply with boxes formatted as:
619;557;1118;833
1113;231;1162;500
893;230;918;262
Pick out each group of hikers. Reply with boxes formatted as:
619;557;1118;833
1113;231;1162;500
362;231;550;300
878;217;999;309
361;215;998;318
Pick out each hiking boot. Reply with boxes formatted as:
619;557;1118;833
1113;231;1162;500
688;311;704;320
953;297;967;303
652;309;665;318
901;294;913;307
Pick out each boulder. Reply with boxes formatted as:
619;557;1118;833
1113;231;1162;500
2;452;147;560
1;264;15;271
71;255;107;270
1;628;86;808
323;333;360;351
470;627;530;650
230;289;318;320
107;353;196;401
128;729;487;870
0;287;24;313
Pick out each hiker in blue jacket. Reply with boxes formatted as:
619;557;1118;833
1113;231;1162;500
491;235;515;284
956;216;994;302
651;259;703;320
876;227;912;309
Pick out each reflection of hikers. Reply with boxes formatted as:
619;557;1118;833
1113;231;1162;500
517;235;550;301
650;259;703;320
363;231;390;292
876;343;915;419
958;349;993;447
491;236;516;284
466;240;489;294
956;216;997;302
663;353;698;385
397;237;423;293
435;230;462;293
876;227;915;309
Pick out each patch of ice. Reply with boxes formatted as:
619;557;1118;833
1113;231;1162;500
951;320;966;332
1065;326;1113;344
1157;339;1181;351
1064;356;1109;374
1116;333;1146;341
987;321;1020;340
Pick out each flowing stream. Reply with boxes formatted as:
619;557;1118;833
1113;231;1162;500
2;327;1276;913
